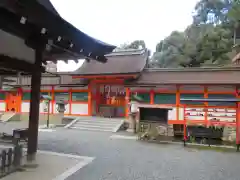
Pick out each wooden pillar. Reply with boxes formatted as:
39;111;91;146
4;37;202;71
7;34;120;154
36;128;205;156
88;83;92;116
51;86;54;114
204;86;208;125
235;86;240;150
69;88;72;115
176;85;180;121
183;104;187;146
125;88;130;118
96;84;100;114
236;103;239;147
150;89;154;105
27;48;43;160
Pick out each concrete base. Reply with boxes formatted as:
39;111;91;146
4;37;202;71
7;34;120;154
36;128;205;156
39;124;56;129
2;150;94;180
128;113;137;133
126;128;135;133
27;153;37;162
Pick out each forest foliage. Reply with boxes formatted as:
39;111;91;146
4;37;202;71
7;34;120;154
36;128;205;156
119;0;240;68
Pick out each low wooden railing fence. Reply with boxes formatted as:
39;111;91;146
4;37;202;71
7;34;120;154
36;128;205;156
0;144;23;178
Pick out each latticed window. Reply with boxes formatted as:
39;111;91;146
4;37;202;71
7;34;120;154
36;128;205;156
208;94;236;106
180;94;204;105
0;93;5;100
154;93;176;104
130;92;150;103
22;92;31;100
54;92;69;101
71;92;88;102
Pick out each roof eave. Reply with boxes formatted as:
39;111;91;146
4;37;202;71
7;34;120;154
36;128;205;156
0;0;116;63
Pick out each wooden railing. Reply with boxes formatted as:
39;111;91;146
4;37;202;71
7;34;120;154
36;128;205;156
0;144;23;178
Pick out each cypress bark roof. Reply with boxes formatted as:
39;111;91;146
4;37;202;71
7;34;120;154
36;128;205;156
125;67;240;85
72;49;149;76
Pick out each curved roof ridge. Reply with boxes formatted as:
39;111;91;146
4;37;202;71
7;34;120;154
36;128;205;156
72;48;149;75
106;48;147;57
144;66;240;72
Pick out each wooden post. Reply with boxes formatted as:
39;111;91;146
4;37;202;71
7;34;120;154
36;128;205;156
236;86;240;151
125;88;130;118
51;86;54;114
204;86;208;125
47;100;50;128
88;83;92;116
236;102;239;151
183;104;187;146
176;85;180;121
96;84;100;115
69;88;72;115
27;48;42;161
150;89;154;105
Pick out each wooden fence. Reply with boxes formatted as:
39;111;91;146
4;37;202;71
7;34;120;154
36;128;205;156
0;144;23;178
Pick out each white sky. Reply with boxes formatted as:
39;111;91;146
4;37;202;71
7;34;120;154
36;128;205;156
50;0;199;72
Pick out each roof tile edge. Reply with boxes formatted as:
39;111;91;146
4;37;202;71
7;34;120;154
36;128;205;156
144;66;240;72
105;48;147;57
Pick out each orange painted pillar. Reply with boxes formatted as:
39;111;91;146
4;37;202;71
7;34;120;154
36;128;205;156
88;83;92;116
235;86;240;148
183;104;187;146
5;91;8;112
69;88;72;115
18;88;23;113
176;85;180;121
95;84;100;115
236;103;239;145
204;86;208;125
150;89;154;105
125;88;130;118
51;86;54;114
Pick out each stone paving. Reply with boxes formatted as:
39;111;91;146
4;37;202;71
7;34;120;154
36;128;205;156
1;151;91;180
37;128;240;180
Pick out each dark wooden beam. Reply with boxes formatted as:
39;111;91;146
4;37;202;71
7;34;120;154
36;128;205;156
0;7;111;63
0;54;45;73
27;47;43;161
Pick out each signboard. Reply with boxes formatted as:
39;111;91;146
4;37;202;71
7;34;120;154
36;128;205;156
185;108;236;123
2;85;18;91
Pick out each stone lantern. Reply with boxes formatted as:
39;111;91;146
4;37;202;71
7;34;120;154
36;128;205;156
56;99;68;124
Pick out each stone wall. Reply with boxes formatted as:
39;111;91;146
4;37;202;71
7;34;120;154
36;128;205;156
222;127;236;142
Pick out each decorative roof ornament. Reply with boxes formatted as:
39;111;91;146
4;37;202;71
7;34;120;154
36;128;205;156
41;28;47;34
57;36;62;41
20;17;27;24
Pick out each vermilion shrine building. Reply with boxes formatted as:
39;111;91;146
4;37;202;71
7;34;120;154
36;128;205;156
2;49;240;131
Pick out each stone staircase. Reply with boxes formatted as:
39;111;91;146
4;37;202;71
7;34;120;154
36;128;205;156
68;117;124;132
0;112;17;122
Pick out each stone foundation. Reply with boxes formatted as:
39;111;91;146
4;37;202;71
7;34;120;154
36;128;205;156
137;122;174;140
222;127;236;142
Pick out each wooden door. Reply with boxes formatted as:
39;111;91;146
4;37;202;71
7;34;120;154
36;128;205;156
6;91;20;112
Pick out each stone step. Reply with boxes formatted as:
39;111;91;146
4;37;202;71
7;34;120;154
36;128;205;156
78;117;123;122
73;119;121;124
69;118;124;132
0;112;16;122
72;123;115;129
74;121;120;127
70;126;113;132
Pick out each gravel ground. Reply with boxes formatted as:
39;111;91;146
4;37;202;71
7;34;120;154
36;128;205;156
37;129;240;180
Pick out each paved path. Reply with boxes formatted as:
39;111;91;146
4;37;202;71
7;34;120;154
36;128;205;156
37;128;240;180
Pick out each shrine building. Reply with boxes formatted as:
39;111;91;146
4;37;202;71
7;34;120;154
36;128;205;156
2;48;240;129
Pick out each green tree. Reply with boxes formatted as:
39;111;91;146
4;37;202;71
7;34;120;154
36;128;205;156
152;24;233;67
193;0;233;25
151;0;237;68
116;40;146;51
